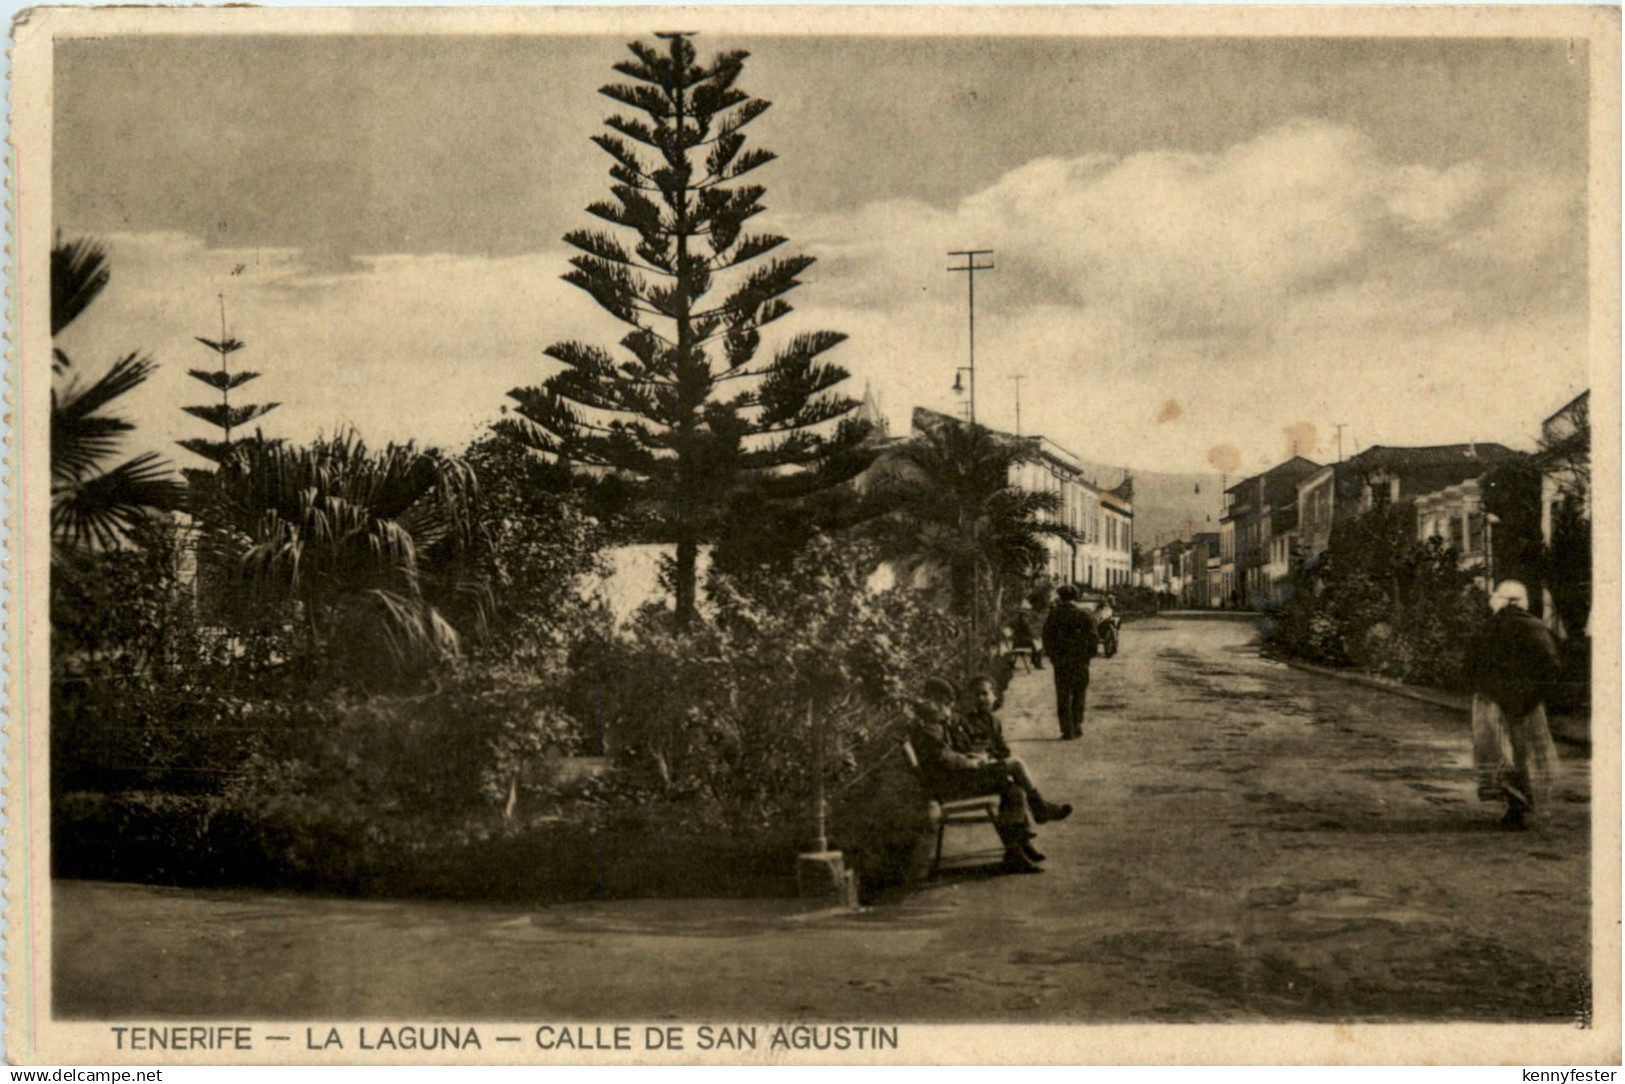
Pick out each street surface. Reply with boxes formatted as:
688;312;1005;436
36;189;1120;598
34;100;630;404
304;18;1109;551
56;617;1591;1022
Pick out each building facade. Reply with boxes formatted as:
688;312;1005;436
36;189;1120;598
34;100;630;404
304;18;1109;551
1414;478;1489;587
1296;465;1337;567
1097;483;1134;589
1180;532;1219;608
1535;390;1590;637
1217;519;1237;605
1538;391;1589;549
1264;507;1299;604
1221;456;1321;608
1339;443;1518;517
1009;436;1092;584
1294;443;1519;578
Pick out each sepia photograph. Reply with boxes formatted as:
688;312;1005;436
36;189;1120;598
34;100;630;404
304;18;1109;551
7;4;1620;1065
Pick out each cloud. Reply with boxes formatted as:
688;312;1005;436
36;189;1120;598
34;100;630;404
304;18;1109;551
52;117;1587;477
782;118;1587;471
796;119;1576;334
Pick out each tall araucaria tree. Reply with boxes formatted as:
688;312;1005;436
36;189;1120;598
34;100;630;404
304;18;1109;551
179;295;279;464
499;33;866;624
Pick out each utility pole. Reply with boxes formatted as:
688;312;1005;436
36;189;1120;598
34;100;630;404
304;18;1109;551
1009;374;1026;436
948;249;994;671
1333;423;1348;463
948;249;994;427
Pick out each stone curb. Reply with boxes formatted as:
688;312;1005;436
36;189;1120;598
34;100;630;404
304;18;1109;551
1274;655;1590;748
1275;656;1470;711
1137;610;1262;621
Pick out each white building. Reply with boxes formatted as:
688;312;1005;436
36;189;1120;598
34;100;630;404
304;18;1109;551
1011;436;1092;583
888;407;1133;589
1415;478;1489;587
1538;391;1590;546
1096;484;1134;589
1217;518;1237;606
1296;465;1337;567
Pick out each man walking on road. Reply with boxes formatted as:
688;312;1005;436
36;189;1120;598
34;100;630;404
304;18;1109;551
1468;580;1563;830
1042;584;1098;740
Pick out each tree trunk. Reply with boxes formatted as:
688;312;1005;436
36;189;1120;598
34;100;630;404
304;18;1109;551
671;65;698;630
675;534;699;626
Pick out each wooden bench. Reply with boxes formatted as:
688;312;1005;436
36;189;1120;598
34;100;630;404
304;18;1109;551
900;739;1004;877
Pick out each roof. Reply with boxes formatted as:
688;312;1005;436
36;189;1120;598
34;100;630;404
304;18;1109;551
1297;463;1337;490
911;405;1112;483
1343;443;1517;471
1225;455;1322;495
1100;491;1133;514
1542;389;1589;429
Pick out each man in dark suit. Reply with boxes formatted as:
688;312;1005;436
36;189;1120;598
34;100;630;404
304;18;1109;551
910;677;1069;873
1041;584;1098;740
1468;580;1563;829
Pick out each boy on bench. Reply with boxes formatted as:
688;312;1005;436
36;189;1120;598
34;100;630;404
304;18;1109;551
910;676;1073;874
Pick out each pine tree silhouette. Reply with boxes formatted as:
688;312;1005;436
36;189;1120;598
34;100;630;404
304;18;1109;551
499;34;867;623
179;295;279;464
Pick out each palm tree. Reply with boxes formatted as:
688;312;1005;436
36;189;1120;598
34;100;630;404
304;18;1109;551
192;430;486;680
51;237;184;552
873;419;1073;661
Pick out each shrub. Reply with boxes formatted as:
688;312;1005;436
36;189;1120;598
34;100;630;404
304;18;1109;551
50;517;297;796
231;663;582;822
568;537;961;860
1272;504;1488;690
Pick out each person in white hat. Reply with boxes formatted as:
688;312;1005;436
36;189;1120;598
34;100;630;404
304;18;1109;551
1468;580;1563;829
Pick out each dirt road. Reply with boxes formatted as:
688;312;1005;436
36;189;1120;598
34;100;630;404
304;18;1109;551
55;616;1592;1022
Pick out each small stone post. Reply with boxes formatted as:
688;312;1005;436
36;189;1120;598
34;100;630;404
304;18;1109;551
797;701;859;910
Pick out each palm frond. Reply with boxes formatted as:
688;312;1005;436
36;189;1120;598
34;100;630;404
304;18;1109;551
51;452;185;551
52;237;110;336
53;350;157;486
872;418;1073;608
194;430;484;678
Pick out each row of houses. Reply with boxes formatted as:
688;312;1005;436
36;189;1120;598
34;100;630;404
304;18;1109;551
1134;391;1591;615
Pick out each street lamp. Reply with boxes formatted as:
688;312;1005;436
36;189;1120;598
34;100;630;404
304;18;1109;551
951;367;974;421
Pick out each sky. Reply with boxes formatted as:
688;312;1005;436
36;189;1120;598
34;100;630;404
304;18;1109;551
53;33;1591;478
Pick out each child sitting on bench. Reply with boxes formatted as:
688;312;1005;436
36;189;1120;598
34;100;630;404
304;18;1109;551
910;676;1073;874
